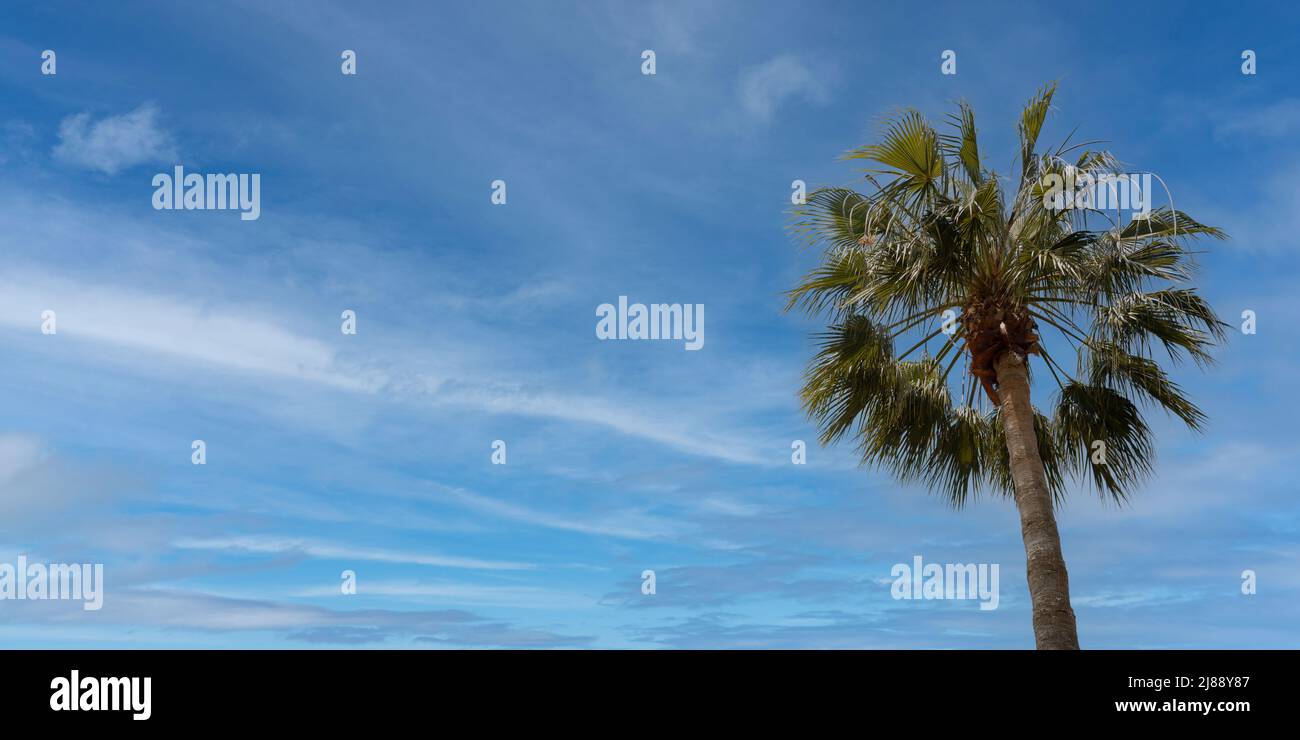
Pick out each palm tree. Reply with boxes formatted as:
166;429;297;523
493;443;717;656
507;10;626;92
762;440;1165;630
786;82;1226;649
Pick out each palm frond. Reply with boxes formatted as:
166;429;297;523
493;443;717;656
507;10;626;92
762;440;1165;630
789;83;1223;508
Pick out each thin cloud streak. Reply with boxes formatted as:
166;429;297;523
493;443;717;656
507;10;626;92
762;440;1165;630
172;536;535;571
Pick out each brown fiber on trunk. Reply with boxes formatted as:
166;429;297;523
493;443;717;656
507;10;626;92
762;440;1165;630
994;351;1080;650
963;301;1039;407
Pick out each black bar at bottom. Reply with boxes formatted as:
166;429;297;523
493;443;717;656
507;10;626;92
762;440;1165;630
1;649;1287;726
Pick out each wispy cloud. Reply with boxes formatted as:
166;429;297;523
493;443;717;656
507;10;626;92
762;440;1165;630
4;0;1298;651
738;55;828;122
3;587;594;647
0;433;134;537
0;433;44;482
292;580;594;609
0;272;382;392
434;383;774;466
172;536;535;571
1212;98;1300;140
52;103;177;175
432;485;688;541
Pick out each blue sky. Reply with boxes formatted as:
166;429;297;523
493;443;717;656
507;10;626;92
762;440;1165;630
0;0;1297;648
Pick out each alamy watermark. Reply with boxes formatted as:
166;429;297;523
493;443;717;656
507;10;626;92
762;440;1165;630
596;296;704;350
1041;168;1153;218
50;670;150;720
152;165;261;221
0;555;104;610
890;555;999;611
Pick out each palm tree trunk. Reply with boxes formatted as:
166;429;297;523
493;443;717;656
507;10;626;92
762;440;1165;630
995;351;1080;649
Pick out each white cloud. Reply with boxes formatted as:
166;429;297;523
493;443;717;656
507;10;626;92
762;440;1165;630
0;587;594;646
171;535;535;571
0;433;130;533
1212;98;1300;139
0;187;783;468
0;264;783;467
291;580;593;608
738;55;828;122
436;383;773;466
52;104;177;175
0;272;382;392
695;496;771;518
432;484;689;541
0;433;45;483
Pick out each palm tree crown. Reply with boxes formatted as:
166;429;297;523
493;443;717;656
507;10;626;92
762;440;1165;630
787;82;1227;509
